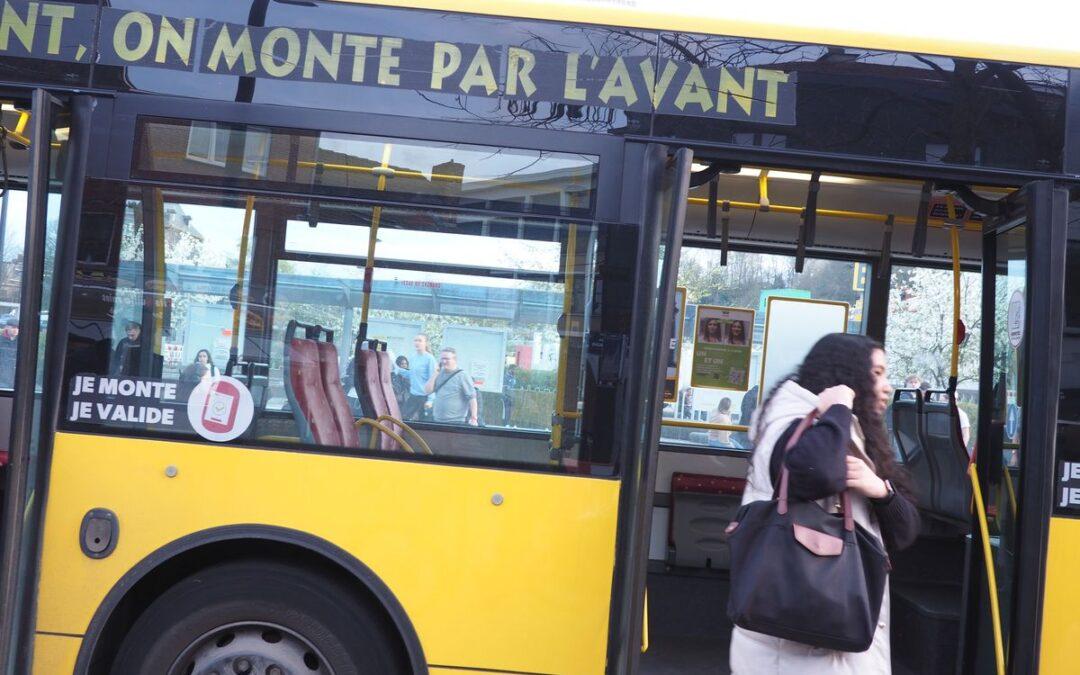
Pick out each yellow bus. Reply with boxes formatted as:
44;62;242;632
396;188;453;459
0;1;1076;674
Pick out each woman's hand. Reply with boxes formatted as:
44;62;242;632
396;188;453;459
846;456;888;499
818;384;855;412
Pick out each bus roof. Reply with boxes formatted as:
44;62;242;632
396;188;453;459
343;0;1080;69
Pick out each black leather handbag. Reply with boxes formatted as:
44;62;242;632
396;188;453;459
726;411;890;652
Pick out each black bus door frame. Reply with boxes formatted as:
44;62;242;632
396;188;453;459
0;92;95;674
607;143;692;674
965;180;1067;675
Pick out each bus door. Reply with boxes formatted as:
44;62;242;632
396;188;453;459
0;90;78;671
971;180;1067;675
607;143;692;674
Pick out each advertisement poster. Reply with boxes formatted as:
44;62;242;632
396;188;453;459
690;305;754;391
758;297;848;397
664;287;687;402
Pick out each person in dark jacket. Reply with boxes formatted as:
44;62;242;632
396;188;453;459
731;333;919;674
110;321;143;376
391;355;410;407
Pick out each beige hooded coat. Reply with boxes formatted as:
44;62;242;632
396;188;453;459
728;380;892;674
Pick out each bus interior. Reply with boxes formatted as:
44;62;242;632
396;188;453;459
641;158;1023;675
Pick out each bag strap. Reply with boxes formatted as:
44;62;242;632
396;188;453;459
432;369;464;394
776;409;854;532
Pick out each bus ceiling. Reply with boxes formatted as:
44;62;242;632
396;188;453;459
683;161;1016;263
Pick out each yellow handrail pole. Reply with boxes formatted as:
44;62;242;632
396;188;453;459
152;189;166;355
148;149;1013;195
947;195;962;385
641;588;650;653
0;109;32;147
229;131;268;365
13;110;28;136
229;195;255;363
970;462;1006;675
686;196;981;232
941;191;1003;675
662;419;748;433
757;169;770;211
358;144;394;340
551;223;578;454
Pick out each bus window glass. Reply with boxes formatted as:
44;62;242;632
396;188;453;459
61;180;598;473
135;117;599;217
0;100;69;392
885;265;982;451
660;248;869;450
284;219;563;273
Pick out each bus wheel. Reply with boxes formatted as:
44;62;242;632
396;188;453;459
109;559;407;675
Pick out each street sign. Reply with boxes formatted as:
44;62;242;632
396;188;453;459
1006;403;1020;439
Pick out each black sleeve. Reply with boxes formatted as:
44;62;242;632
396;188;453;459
767;404;851;501
873;491;921;552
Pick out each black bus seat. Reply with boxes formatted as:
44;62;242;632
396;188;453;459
891;389;932;509
889;535;968;674
921;390;972;530
667;472;745;569
225;359;269;440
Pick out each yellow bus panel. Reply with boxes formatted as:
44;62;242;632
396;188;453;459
34;433;621;674
31;634;80;675
1039;517;1080;674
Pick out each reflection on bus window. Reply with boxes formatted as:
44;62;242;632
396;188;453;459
136;117;599;217
60;179;600;473
660;249;869;450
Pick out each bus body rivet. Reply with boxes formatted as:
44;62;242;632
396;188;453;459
491;493;504;506
164;465;178;478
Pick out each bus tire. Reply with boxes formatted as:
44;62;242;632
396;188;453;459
109;558;407;675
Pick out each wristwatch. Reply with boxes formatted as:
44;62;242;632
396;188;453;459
872;479;896;505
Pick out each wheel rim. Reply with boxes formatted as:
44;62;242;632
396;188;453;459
169;622;335;675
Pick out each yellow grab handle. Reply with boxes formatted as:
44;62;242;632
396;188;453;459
641;587;649;653
969;463;1005;675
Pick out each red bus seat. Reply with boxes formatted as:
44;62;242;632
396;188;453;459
353;342;432;455
316;341;361;449
287;338;342;447
356;349;389;422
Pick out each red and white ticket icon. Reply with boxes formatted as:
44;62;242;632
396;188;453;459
187;376;254;442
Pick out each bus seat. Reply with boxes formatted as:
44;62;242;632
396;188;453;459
374;351;401;420
315;341;361;450
285;337;343;447
355;348;389;423
374;350;413;451
668;472;745;569
921;392;972;530
353;343;432;454
892;390;932;507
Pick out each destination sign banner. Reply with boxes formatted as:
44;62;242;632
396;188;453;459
0;0;796;124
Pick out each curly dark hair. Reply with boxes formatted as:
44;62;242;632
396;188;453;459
758;333;913;499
